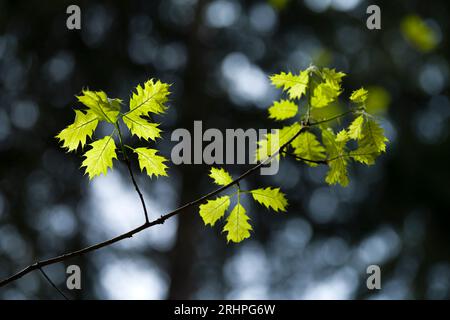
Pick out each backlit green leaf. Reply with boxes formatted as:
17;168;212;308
223;203;252;243
77;90;121;123
209;167;233;186
291;131;326;166
322;128;349;186
133;147;168;178
199;196;231;226
348;115;365;140
123;113;162;141
81;136;117;180
251;187;288;212
270;70;309;100
350;88;368;104
268;99;298;121
127;79;170;119
56;110;98;152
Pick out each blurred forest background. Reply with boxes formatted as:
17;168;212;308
0;0;449;299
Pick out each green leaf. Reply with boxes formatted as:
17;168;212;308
256;122;302;162
336;129;349;143
310;68;345;109
77;90;121;123
123;113;162;141
81;136;117;180
251;187;288;212
199;195;231;226
311;82;339;108
133;147;168;178
322;128;349;186
270;70;309;100
350;88;368;104
127;79;170;119
348;115;365;140
278;122;303;146
268;99;298;121
223;203;252;243
350;149;377;165
321;68;346;90
256;130;278;162
361;118;388;153
351;117;388;165
291;131;326;167
56;110;98;152
209;167;233;186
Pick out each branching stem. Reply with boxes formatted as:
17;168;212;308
38;268;69;300
115;122;150;223
0;107;358;289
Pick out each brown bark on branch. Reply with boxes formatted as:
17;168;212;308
0;125;309;288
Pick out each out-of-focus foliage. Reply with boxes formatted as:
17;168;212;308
401;15;438;52
365;86;391;115
268;0;290;11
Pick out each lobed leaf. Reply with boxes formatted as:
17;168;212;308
127;79;170;119
251;187;288;212
81;136;117;180
77;90;121;123
321;68;346;89
322;128;349;186
123;113;162;141
134;147;168;178
209;167;233;186
256;122;302;162
310;68;345;109
347;115;365;140
268;99;298;121
270;71;309;100
311;82;340;108
199;195;231;226
223;203;252;243
350;88;368;104
56;110;98;152
291;131;326;167
351;117;388;165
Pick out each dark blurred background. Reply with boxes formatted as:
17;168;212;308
0;0;449;299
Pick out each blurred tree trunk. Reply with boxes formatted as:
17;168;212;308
167;0;206;299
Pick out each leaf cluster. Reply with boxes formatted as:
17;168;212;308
200;66;389;243
199;168;288;243
56;80;170;180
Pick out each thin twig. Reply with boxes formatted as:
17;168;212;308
124;158;149;223
282;151;328;165
38;267;69;300
115;121;150;223
0;125;308;288
0;105;358;289
310;109;356;125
